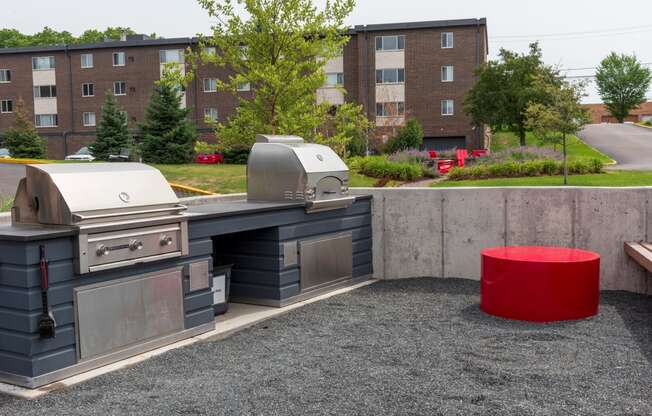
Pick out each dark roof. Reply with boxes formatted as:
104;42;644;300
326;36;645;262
352;18;486;33
0;37;196;55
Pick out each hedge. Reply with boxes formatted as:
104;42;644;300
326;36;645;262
448;158;603;181
351;156;425;181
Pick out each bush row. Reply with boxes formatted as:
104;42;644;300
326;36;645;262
448;158;603;180
349;156;431;181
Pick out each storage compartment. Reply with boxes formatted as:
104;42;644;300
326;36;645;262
212;264;232;315
73;268;184;361
299;233;353;291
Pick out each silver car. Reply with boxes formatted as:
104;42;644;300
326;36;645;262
0;148;10;159
65;147;95;161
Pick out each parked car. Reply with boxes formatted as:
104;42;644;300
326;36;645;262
0;148;10;159
195;152;224;164
108;148;131;162
65;147;95;161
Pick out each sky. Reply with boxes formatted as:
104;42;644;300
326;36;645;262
3;0;652;103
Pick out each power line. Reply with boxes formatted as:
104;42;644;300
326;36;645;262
561;62;652;72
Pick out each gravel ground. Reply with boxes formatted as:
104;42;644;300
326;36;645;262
0;278;651;415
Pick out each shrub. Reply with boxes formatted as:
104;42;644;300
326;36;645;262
385;118;424;153
356;156;423;181
387;149;432;164
3;99;46;159
222;144;250;164
644;120;652;127
194;141;219;154
448;158;603;180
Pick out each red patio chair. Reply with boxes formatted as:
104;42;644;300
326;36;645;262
428;150;438;159
472;149;488;158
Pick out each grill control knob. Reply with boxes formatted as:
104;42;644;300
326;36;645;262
129;240;144;251
96;244;110;257
160;235;174;246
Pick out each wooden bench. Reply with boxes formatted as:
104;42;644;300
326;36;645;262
624;242;652;273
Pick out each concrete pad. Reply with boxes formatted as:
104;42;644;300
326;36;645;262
574;188;648;292
441;188;506;279
505;188;575;247
0;279;376;399
383;189;442;279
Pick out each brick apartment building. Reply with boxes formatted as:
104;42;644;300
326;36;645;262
0;18;488;159
584;102;652;124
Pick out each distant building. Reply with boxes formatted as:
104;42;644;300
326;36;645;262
584;102;652;124
0;19;488;159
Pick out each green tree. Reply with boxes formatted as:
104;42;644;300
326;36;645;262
90;91;132;160
595;53;652;123
464;43;559;147
2;98;47;159
0;27;142;48
385;118;424;153
194;0;354;149
139;84;198;164
316;103;372;157
525;80;591;185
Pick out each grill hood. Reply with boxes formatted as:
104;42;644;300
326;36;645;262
247;135;355;212
12;163;184;227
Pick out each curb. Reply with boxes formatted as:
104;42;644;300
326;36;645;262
168;182;216;196
0;158;47;165
634;123;652;131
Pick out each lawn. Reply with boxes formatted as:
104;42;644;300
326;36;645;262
490;131;613;164
155;163;380;194
432;170;652;187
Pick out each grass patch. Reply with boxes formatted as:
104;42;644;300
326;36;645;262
0;198;12;213
490;131;613;164
155;163;385;194
432;170;652;187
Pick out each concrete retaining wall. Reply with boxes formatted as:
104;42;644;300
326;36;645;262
351;187;652;295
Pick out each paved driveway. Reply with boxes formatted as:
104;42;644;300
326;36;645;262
0;164;24;200
578;123;652;170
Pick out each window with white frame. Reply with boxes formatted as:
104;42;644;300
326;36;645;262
441;65;454;82
159;49;185;64
441;32;454;48
33;85;57;98
204;107;218;122
82;112;96;126
0;69;10;82
0;99;13;113
237;82;251;92
325;73;343;86
82;83;94;97
35;114;58;127
376;102;405;117
375;68;405;84
113;81;126;95
375;35;405;51
112;52;126;66
441;99;454;116
203;78;217;92
32;56;55;70
81;53;93;68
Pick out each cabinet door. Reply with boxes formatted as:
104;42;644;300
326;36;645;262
299;233;352;291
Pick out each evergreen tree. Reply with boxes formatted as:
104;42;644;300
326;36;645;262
3;98;46;159
90;91;131;160
139;84;197;164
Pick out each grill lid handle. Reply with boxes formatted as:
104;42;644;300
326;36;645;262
72;204;187;222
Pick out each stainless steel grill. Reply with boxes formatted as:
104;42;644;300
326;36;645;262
247;134;355;213
11;163;189;274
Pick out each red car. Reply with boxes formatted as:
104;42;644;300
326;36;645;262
195;153;224;164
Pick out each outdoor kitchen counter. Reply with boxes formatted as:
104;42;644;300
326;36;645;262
0;223;76;241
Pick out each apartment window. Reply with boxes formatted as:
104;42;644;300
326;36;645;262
82;83;94;97
203;78;217;92
376;102;405;117
441;99;454;116
0;69;10;82
441;32;454;49
35;114;58;127
81;53;93;68
33;85;57;98
325;73;343;86
32;56;55;70
237;82;251;92
375;35;405;51
441;65;454;82
82;112;96;127
204;107;218;122
159;49;184;64
112;52;126;66
113;81;127;96
375;68;405;84
0;99;13;113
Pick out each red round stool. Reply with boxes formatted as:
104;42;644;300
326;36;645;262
481;246;600;322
